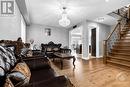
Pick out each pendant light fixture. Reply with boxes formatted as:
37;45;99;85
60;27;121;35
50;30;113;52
59;6;70;27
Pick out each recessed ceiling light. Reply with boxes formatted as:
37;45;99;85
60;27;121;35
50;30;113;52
105;0;109;2
96;17;104;22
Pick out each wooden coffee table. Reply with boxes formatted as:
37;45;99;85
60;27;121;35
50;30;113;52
54;52;76;69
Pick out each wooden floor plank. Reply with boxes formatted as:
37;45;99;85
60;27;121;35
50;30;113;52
51;58;130;87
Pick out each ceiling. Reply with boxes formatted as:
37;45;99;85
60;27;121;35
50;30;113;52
16;0;130;28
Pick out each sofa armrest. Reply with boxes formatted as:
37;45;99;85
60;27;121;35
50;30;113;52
27;75;75;87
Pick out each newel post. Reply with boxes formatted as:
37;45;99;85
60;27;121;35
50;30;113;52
103;40;107;64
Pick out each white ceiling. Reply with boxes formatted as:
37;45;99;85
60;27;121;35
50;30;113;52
94;15;118;25
71;26;82;35
23;0;130;28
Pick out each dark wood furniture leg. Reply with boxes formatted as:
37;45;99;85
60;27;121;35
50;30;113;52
60;59;63;69
60;57;76;70
73;56;76;69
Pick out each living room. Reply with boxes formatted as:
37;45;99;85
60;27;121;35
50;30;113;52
0;0;130;87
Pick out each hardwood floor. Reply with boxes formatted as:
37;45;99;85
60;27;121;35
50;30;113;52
51;58;130;87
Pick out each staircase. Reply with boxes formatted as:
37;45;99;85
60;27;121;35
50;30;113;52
104;6;130;68
107;24;130;67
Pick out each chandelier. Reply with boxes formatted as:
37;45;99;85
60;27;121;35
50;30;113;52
59;6;70;27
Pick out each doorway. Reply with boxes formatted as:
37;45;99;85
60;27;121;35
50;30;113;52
69;26;83;58
89;28;96;57
91;28;96;56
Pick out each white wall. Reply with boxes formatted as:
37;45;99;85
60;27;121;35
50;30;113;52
98;23;110;57
87;21;111;58
0;1;23;40
110;24;116;33
26;24;69;47
75;20;111;59
21;15;26;42
69;26;82;51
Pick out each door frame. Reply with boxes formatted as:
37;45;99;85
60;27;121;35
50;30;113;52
91;28;96;56
88;26;99;58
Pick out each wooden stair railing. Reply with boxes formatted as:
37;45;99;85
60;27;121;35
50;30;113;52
113;6;128;19
103;6;130;64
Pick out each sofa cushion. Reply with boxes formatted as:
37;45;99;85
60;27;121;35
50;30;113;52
7;62;31;87
0;55;6;71
30;68;56;84
0;67;5;86
7;71;26;87
12;62;31;83
5;47;17;64
53;48;59;51
0;67;5;77
0;45;17;71
0;45;7;53
47;47;52;52
6;62;31;87
2;52;14;69
20;48;29;57
25;58;51;70
0;45;17;87
6;46;15;53
28;76;74;87
0;53;12;71
4;77;14;87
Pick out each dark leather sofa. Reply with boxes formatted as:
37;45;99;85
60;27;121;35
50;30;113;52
24;57;74;87
0;41;74;87
41;41;61;58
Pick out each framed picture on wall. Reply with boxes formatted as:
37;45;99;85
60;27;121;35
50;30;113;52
45;28;51;36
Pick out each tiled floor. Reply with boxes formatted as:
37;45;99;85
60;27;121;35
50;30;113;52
51;58;130;87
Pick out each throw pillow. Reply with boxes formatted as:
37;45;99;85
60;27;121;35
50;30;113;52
26;50;33;57
20;48;29;57
0;45;16;70
12;62;31;86
4;77;14;87
6;45;15;53
7;71;26;87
